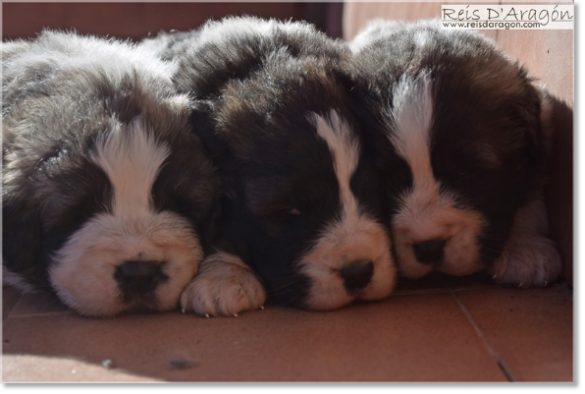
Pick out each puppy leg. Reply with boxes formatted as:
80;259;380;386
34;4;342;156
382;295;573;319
489;196;562;287
180;252;266;317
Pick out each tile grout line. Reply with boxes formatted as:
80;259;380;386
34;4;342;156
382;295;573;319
450;290;516;382
4;291;73;320
2;292;24;322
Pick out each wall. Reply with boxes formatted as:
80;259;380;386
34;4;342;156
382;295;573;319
2;2;308;40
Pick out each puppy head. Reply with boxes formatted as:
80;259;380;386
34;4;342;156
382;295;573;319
348;21;547;278
2;32;218;316
203;52;396;310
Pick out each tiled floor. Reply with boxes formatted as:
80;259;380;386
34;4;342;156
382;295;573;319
2;274;573;382
1;1;574;385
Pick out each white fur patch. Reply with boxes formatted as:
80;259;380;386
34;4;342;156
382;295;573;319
388;73;434;182
2;30;177;93
312;110;361;221
196;16;315;51
297;111;396;310
387;74;485;278
49;119;201;316
91;117;170;219
180;252;266;317
414;30;430;50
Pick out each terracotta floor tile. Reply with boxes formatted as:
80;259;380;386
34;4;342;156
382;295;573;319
454;284;573;382
8;291;71;317
2;286;21;320
2;294;506;382
2;354;159;382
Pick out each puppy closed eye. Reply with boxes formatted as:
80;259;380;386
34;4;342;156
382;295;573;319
266;206;302;223
252;201;300;218
258;206;302;238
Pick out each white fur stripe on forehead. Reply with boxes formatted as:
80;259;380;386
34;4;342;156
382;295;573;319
90;117;169;217
387;73;434;183
310;110;361;216
299;111;394;309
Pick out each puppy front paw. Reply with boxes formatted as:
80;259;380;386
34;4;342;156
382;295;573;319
180;253;266;317
489;235;562;288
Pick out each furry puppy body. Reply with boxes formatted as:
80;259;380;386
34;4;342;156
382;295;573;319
150;17;397;316
347;20;562;286
2;31;219;316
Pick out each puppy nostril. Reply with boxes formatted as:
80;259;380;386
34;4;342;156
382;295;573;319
412;239;446;264
340;260;374;292
114;261;167;297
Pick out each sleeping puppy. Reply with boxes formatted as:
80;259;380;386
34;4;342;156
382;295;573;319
346;19;562;287
2;31;219;317
146;17;396;316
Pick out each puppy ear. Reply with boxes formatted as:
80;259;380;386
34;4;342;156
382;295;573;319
331;63;357;95
534;83;573;157
190;99;230;159
2;198;44;285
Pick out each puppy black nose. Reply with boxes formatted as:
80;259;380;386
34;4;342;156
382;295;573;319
412;239;446;264
114;261;167;297
340;260;374;292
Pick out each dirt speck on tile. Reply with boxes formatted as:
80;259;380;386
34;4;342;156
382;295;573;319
169;358;198;370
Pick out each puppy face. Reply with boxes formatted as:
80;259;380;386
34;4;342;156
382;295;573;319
349;21;546;279
204;53;396;310
47;118;208;316
2;32;218;316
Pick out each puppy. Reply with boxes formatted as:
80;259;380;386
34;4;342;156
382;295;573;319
346;19;562;287
2;31;219;317
146;17;397;316
348;20;564;286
